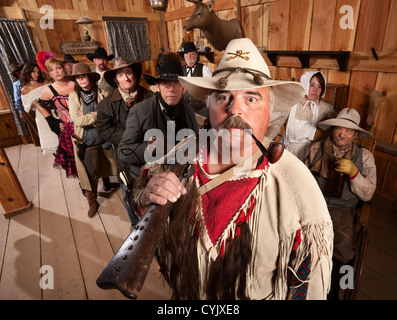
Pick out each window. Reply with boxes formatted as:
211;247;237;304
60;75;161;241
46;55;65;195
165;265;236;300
103;17;151;62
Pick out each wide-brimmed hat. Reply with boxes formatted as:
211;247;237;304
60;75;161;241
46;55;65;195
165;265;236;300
63;54;79;64
64;63;100;82
8;63;24;76
144;60;183;85
178;42;198;57
178;38;305;112
103;57;143;88
318;108;373;139
86;47;115;61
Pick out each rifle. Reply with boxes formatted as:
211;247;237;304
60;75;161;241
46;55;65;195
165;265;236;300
96;133;283;299
96;162;194;299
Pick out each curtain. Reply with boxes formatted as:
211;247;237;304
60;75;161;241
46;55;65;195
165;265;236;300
103;17;151;62
0;19;37;136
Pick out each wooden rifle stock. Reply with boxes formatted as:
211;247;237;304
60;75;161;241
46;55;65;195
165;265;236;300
96;162;192;299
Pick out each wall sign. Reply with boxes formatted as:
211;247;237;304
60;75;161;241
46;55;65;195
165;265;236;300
60;41;99;55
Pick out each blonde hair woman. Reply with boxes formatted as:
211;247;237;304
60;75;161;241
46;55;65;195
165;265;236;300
37;57;77;177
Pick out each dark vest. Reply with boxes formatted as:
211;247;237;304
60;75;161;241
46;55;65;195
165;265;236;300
311;143;363;208
182;63;208;118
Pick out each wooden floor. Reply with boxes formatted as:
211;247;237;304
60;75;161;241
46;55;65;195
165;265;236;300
0;143;172;300
1;143;396;300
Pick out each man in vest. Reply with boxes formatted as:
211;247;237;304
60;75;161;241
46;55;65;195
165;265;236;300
305;108;376;300
180;42;212;118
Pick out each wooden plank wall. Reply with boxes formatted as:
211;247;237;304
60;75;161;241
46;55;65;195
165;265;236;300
0;0;163;84
164;0;397;205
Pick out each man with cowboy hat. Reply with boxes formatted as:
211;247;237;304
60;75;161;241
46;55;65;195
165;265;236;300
305;107;376;300
179;41;212;118
118;59;198;189
96;57;153;224
131;38;333;300
63;54;79;75
87;47;115;94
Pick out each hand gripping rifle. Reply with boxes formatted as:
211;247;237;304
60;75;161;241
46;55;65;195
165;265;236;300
96;132;284;299
96;161;195;299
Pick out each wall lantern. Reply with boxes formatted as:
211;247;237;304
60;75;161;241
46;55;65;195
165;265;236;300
150;0;168;11
75;16;94;41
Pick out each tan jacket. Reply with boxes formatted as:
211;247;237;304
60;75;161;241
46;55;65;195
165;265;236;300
69;89;117;190
134;137;333;299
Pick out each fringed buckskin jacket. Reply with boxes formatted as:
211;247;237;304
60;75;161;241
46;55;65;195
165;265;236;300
133;137;333;300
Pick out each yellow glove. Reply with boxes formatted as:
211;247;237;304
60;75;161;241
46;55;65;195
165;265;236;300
335;158;358;178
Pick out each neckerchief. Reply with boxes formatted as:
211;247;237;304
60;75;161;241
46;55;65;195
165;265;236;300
310;136;357;179
80;88;96;105
118;87;137;107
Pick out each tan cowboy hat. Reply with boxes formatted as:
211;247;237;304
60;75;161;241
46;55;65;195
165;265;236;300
178;38;305;112
64;63;100;82
318;108;374;139
104;57;143;88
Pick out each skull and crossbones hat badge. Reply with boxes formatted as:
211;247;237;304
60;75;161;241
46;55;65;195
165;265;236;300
179;38;305;113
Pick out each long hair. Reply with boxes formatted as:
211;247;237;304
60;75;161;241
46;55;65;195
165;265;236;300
73;75;99;100
312;72;326;98
20;63;45;88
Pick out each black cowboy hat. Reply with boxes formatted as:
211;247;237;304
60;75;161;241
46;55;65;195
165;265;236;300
144;60;184;86
104;57;143;88
63;54;79;64
178;42;198;57
86;47;115;61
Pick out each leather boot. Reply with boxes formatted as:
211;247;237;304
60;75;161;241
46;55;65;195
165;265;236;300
86;182;99;218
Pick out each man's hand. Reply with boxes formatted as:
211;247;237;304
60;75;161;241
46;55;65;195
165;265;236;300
139;172;186;207
335;158;358;178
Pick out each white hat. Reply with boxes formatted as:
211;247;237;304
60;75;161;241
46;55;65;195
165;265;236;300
318;108;374;139
300;71;327;99
178;38;305;112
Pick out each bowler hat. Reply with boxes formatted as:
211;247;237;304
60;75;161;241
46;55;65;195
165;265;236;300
64;63;100;83
144;60;183;85
86;47;115;61
103;57;143;88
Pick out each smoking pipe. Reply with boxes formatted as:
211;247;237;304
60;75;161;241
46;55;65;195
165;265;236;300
248;132;284;164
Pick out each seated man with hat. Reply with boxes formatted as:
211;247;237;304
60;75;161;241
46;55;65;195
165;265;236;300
180;42;212;118
305;108;376;299
87;47;115;94
131;38;333;300
118;60;198;187
96;57;153;224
